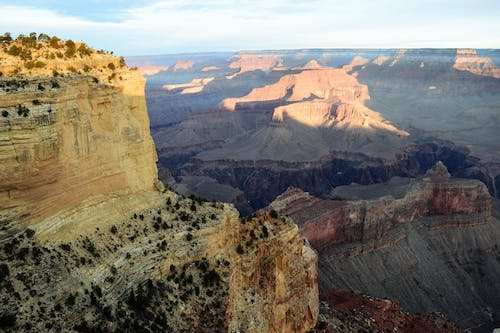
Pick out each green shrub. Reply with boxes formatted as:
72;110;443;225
66;293;76;308
7;45;22;56
24;61;35;69
65;40;76;57
25;228;35;238
59;243;71;252
38;33;50;42
77;43;92;56
0;313;16;328
17;105;30;117
0;32;13;44
0;263;9;282
49;36;60;48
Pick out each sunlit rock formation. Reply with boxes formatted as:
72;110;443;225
0;35;318;332
269;163;500;332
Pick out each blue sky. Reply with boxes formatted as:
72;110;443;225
0;0;499;56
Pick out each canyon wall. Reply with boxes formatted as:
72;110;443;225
0;60;158;230
269;164;500;332
0;38;318;332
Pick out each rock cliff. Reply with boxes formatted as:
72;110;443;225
228;53;283;78
0;39;158;229
269;164;500;332
0;191;318;332
311;289;464;333
0;35;318;332
454;49;500;78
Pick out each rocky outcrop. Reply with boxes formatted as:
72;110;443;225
311;289;464;333
270;165;490;253
269;164;500;332
228;53;283;78
227;212;318;333
0;37;318;332
173;60;195;71
0;49;158;229
0;191;318;332
220;68;370;111
454;49;500;78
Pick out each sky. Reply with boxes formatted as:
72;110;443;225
0;0;499;56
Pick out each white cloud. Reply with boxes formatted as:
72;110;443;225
0;1;498;55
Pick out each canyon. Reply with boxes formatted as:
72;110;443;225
0;36;318;332
130;49;500;213
0;35;498;332
269;163;500;332
127;48;500;332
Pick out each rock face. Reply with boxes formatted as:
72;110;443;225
228;53;283;77
0;37;318;332
0;191;318;332
227;212;318;333
311;289;465;333
269;164;500;332
454;49;500;78
0;48;158;229
143;49;500;211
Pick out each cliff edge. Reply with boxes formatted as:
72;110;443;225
0;34;318;332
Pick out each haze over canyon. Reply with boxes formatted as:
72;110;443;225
0;29;498;333
125;47;500;332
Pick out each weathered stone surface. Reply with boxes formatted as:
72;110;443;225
0;40;318;333
454;49;500;78
310;289;465;333
269;164;500;332
0;71;158;229
0;192;318;332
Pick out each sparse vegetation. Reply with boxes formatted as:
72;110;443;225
17;105;30;117
25;229;35;238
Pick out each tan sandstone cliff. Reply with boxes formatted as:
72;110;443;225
0;35;318;332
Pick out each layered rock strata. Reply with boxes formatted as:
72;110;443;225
0;49;158;230
0;192;318;332
310;289;464;333
0;37;318;332
269;164;500;332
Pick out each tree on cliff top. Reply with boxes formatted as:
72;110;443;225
0;32;12;43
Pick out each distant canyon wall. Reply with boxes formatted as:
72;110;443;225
269;166;500;332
